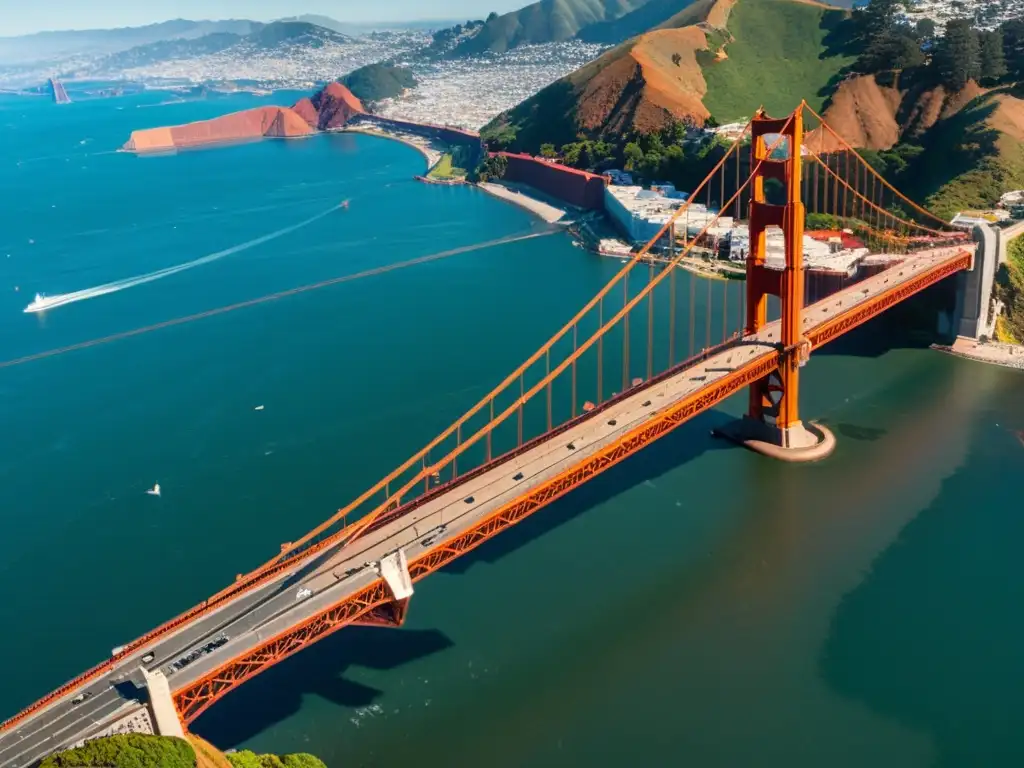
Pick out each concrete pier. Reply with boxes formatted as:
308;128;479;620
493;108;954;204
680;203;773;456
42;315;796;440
140;669;184;739
713;418;836;463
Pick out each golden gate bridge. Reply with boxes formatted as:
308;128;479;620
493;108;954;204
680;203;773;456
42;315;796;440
0;102;979;766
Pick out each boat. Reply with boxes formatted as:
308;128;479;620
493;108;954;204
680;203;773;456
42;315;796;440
340;199;350;209
146;483;161;497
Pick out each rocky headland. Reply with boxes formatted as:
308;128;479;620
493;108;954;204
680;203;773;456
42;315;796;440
122;82;365;152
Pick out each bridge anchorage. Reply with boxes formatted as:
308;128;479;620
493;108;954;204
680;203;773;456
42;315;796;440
711;105;835;461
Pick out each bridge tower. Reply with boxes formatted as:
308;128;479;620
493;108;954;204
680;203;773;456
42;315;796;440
716;103;835;461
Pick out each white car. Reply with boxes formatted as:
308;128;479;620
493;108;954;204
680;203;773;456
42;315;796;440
295;587;312;600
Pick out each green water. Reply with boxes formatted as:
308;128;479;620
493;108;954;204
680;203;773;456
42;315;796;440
1;90;1022;768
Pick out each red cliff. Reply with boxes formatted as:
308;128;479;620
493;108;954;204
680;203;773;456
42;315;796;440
308;82;365;130
123;106;314;152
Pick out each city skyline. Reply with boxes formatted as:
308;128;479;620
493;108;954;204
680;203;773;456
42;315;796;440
0;0;526;37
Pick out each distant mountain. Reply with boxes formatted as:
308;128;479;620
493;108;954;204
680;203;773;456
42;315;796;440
279;15;463;33
448;0;656;56
245;21;352;48
577;0;698;43
0;19;262;65
90;22;350;74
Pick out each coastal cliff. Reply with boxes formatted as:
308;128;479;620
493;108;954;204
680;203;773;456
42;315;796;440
122;83;365;152
123;105;314;152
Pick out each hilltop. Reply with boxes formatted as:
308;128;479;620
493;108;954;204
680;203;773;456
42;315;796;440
483;0;853;150
446;0;656;56
341;62;418;103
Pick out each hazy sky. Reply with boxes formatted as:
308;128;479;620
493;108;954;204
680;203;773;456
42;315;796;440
0;1;527;37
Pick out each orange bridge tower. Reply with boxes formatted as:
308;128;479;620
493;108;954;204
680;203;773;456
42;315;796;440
715;103;835;461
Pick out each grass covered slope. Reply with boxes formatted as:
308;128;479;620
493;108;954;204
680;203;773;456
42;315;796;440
37;734;326;768
911;89;1024;218
482;0;725;151
698;0;855;120
995;233;1024;343
482;0;856;152
340;62;417;102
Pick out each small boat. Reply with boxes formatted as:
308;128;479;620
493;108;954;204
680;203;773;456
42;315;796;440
340;199;350;209
254;405;265;411
146;483;161;497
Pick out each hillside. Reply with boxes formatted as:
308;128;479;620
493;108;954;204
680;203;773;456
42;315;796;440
483;0;854;151
808;74;1024;217
36;733;325;768
341;63;418;102
451;0;655;55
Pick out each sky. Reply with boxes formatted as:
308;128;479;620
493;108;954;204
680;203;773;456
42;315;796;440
0;0;527;37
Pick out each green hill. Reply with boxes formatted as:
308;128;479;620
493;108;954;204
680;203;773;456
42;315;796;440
482;0;855;153
698;0;854;120
36;734;326;768
451;0;655;55
340;62;417;102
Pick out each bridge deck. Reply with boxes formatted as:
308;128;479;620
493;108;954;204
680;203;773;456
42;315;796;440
0;247;970;768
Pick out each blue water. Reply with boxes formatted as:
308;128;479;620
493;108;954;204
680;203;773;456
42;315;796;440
1;90;1023;768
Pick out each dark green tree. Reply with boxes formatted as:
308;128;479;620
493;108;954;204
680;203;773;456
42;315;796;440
851;0;902;48
978;29;1008;83
859;30;925;72
915;18;937;43
933;19;981;91
623;142;643;171
539;143;557;158
1001;19;1024;80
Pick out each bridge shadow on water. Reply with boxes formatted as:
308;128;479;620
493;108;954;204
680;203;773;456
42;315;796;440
442;407;737;574
192;626;453;747
192;410;736;745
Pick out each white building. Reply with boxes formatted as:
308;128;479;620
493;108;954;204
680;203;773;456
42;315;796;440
604;185;732;246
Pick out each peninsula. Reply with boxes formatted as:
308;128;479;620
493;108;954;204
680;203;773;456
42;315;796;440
122;82;365;152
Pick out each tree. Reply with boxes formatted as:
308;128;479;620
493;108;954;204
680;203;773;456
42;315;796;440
672;52;682;66
933;19;981;91
623;142;643;171
487;11;499;22
539;143;557;158
851;0;902;49
1001;19;1024;80
859;30;925;72
915;18;937;43
979;29;1008;84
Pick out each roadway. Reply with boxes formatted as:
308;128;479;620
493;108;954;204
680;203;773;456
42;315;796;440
0;246;969;768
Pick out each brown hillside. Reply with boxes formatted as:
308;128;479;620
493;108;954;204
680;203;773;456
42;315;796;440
567;0;735;137
806;75;1005;152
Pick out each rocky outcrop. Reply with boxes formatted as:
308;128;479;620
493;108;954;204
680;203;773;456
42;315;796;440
291;96;319;129
122;83;364;152
123;106;313;152
308;82;365;130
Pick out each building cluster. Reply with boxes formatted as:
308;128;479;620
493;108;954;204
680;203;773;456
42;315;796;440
376;41;605;130
107;33;427;89
900;0;1024;31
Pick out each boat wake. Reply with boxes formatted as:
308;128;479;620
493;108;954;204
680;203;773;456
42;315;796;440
24;202;344;314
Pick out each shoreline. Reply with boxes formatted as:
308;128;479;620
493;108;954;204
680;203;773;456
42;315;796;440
340;125;440;173
931;337;1024;371
475;181;567;224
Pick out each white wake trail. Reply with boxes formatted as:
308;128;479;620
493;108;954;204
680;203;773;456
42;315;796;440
25;203;343;314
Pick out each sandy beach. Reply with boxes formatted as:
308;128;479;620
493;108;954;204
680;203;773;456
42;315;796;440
476;182;567;224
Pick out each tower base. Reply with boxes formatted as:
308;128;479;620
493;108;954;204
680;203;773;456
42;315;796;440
712;417;835;463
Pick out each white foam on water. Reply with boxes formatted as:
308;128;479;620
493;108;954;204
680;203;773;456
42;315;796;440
24;203;343;314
